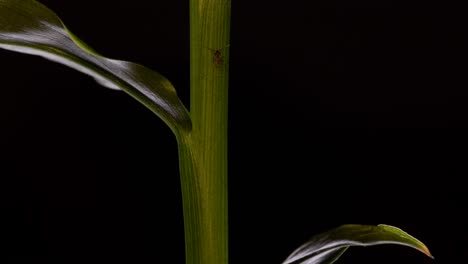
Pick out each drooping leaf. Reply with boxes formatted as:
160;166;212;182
283;224;433;264
0;0;191;135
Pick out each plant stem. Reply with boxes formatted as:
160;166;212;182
178;0;230;264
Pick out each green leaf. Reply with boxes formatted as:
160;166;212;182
282;224;433;264
0;0;191;135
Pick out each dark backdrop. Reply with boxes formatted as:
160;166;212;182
0;0;464;263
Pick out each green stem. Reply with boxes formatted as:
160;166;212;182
178;0;231;264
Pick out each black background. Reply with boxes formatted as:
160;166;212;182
0;0;465;263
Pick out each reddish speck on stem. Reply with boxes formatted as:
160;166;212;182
213;50;223;66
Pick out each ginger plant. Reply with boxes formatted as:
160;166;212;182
0;1;433;264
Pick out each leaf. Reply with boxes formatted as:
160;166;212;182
282;224;433;264
0;0;191;135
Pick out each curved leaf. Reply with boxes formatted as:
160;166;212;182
283;224;433;264
0;0;191;135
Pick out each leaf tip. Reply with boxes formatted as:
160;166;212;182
378;224;433;259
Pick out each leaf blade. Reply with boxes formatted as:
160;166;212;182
0;0;191;135
283;224;433;264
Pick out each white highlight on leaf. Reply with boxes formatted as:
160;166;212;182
0;43;120;90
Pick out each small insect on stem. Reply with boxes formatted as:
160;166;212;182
205;45;229;68
213;49;223;67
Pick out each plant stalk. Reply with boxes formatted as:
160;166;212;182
178;0;230;264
